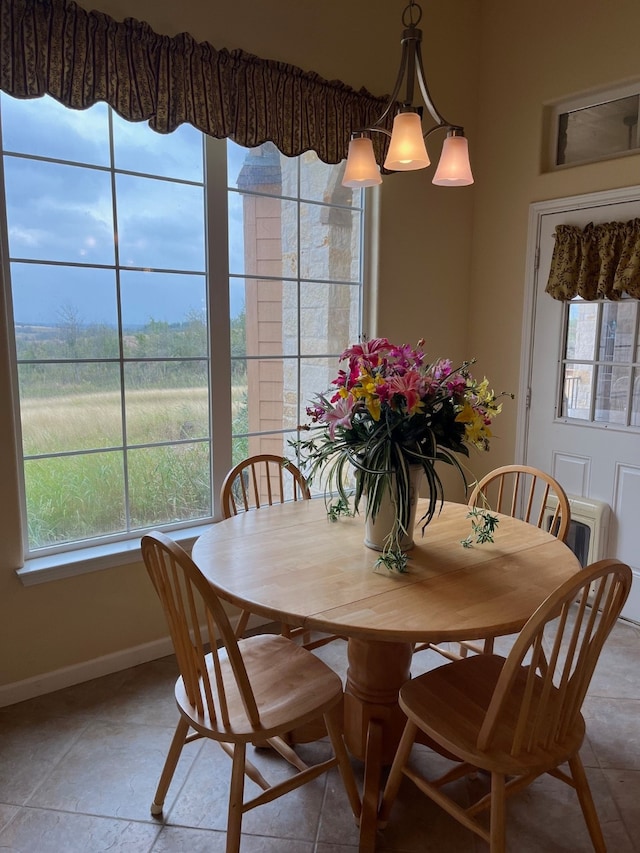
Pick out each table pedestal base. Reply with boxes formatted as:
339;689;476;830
344;638;413;853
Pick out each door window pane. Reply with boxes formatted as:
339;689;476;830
599;300;637;361
566;301;597;360
560;296;640;429
594;364;629;424
631;370;640;426
561;363;593;419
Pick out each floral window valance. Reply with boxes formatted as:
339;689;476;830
546;219;640;301
0;0;393;165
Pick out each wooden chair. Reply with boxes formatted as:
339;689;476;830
423;464;572;661
141;531;361;853
220;453;310;517
221;454;341;650
379;559;631;853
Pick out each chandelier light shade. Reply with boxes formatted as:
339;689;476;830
342;135;383;186
342;1;473;189
432;129;474;186
383;112;430;171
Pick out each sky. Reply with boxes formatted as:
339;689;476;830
1;92;247;327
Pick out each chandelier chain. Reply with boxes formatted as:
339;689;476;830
403;1;423;28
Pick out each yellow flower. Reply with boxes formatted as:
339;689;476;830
350;371;383;420
465;417;491;447
455;403;475;424
365;396;382;421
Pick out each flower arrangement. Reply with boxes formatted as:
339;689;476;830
294;337;511;571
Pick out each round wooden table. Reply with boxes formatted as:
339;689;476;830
192;498;580;852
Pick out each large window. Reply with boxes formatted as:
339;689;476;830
0;93;365;563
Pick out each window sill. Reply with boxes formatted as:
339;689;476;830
15;524;214;586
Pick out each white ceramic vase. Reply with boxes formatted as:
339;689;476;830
363;465;423;552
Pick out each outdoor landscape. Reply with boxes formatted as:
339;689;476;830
17;310;248;549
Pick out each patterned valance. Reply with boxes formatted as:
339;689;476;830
0;0;393;165
546;219;640;301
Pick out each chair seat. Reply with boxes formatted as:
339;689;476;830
175;634;343;741
400;653;586;777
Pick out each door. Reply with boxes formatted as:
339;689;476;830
521;187;640;623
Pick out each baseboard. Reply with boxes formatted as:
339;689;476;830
0;613;271;708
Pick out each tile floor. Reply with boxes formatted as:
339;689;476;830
0;618;639;852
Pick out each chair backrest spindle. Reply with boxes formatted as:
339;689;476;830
478;560;631;758
221;454;310;519
141;532;263;730
469;464;571;543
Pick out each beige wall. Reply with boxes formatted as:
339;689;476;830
2;0;640;690
467;0;640;482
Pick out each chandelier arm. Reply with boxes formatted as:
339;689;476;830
423;123;461;140
403;32;417;106
413;39;455;129
370;40;410;129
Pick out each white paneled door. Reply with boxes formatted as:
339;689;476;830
520;187;640;623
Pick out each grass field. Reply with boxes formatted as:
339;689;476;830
21;385;248;549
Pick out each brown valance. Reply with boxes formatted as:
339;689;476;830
0;0;393;165
546;219;640;301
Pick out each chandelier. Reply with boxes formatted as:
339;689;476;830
342;1;474;189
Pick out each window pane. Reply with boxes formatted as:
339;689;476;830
241;433;300;465
0;93;110;166
300;356;342;423
124;361;210;445
128;443;211;528
11;264;119;359
299;151;356;205
4;157;115;264
300;202;361;282
632;369;640;427
115;174;205;270
120;271;207;355
227;140;298;196
228;192;298;277
230;279;298;358
561;363;593;419
599;300;637;361
594;364;630;424
25;452;126;549
300;282;360;354
557;94;640;166
566;301;597;360
19;363;122;454
230;279;247;359
112;112;204;182
234;357;299;432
